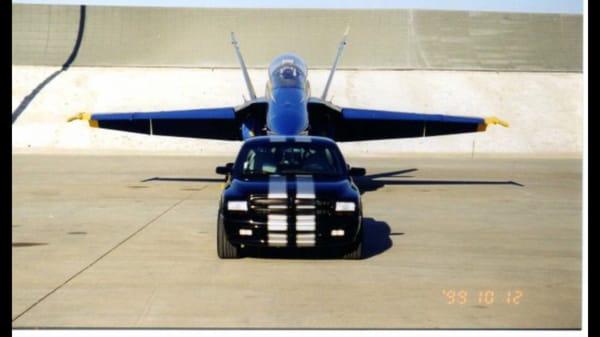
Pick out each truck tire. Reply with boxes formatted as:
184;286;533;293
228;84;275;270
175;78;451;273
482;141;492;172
217;213;240;259
343;228;363;260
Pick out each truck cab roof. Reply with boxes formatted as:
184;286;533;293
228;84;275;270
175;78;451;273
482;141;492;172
242;135;338;146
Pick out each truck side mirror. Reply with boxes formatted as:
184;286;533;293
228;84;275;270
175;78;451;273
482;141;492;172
216;165;232;175
349;167;366;176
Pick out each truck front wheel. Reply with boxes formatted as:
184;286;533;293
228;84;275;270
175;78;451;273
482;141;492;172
343;227;363;260
217;213;240;259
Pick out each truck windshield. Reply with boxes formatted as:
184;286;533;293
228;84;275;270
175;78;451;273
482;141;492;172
235;142;345;178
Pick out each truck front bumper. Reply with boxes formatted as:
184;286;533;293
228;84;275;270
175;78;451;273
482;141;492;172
221;213;361;248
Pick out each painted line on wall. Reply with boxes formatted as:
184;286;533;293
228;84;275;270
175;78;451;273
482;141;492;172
12;5;86;124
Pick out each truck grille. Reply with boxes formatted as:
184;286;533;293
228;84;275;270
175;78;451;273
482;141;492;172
250;197;288;215
249;195;334;217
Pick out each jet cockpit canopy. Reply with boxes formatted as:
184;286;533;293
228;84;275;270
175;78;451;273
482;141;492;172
268;53;308;90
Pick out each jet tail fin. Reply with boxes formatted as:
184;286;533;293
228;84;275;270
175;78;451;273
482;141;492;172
230;32;257;100
321;26;350;101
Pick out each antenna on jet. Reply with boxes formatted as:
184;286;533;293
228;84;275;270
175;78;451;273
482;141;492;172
321;26;350;101
230;32;257;100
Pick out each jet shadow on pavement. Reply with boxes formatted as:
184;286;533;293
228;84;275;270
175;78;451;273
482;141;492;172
143;168;523;193
353;168;524;195
141;177;225;183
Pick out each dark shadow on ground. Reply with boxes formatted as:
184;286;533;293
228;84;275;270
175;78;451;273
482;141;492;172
12;242;48;248
361;217;394;259
354;168;524;195
364;168;418;179
142;177;224;183
241;217;394;260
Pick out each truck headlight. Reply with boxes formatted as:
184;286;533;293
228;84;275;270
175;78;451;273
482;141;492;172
227;200;248;211
335;201;356;212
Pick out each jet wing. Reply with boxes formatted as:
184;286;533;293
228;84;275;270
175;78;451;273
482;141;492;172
333;108;508;142
68;107;242;140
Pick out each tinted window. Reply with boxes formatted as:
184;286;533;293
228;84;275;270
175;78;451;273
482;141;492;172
234;142;345;178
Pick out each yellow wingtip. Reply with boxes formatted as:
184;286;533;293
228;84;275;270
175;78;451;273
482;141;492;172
68;112;98;127
485;117;510;128
67;112;91;122
478;116;509;131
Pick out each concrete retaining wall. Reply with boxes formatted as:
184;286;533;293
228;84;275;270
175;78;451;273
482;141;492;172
11;4;583;156
12;5;81;66
13;4;582;71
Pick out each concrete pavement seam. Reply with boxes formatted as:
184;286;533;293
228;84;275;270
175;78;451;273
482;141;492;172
12;188;204;323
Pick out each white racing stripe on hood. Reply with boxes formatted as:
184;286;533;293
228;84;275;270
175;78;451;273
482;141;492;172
269;136;287;142
267;214;288;231
268;233;287;246
268;175;287;199
296;233;315;246
295;175;315;199
267;175;289;246
295;175;316;244
293;136;312;143
296;214;315;231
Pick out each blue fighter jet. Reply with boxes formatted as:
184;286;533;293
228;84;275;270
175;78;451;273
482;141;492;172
68;30;508;141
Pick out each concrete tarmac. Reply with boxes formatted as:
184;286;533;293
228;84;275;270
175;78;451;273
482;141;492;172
12;154;582;328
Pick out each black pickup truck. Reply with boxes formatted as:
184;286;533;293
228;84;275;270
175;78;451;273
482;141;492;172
215;135;365;259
